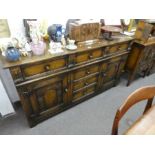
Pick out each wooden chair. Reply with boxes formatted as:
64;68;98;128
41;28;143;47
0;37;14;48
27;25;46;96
112;86;155;135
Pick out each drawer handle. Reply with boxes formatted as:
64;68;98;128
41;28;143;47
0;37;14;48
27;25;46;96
89;55;93;59
103;73;107;77
64;88;68;93
85;82;88;86
118;47;122;50
87;71;90;74
121;70;125;73
128;47;131;51
44;65;50;71
22;91;32;96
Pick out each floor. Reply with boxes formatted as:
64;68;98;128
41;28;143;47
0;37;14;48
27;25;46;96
0;74;155;135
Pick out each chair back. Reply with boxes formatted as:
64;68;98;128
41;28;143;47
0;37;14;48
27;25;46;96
112;86;155;135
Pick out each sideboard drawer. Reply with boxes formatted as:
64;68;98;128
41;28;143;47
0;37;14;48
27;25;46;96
75;49;103;65
10;66;23;83
73;91;83;101
105;45;118;54
73;74;98;91
73;84;96;102
118;43;129;51
105;43;129;55
22;57;67;79
91;49;103;59
85;84;96;95
73;64;100;80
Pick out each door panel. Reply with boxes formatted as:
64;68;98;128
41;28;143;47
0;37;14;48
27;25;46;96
100;59;120;86
103;62;119;83
21;75;68;116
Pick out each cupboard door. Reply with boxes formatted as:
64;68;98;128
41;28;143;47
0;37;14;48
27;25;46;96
20;75;68;117
117;55;128;78
101;61;119;84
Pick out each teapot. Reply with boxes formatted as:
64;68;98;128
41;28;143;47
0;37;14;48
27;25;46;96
5;44;20;61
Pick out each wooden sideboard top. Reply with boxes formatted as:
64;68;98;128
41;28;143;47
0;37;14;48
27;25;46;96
0;35;133;69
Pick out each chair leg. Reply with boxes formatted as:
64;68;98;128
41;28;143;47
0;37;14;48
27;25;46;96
143;98;154;114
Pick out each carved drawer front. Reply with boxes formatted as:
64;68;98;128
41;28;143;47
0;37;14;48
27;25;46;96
85;85;96;95
105;45;118;54
91;49;103;59
73;81;85;91
73;91;83;102
10;66;23;83
21;57;67;79
19;75;68;118
117;56;128;77
73;84;96;102
105;43;129;55
73;74;98;91
73;64;100;81
117;43;129;51
75;49;103;65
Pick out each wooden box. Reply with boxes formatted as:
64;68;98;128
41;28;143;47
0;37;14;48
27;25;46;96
69;20;101;42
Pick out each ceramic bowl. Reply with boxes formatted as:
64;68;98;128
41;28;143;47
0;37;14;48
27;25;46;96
30;41;46;56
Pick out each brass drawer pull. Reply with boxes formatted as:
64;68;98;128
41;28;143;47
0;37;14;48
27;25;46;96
89;55;93;59
86;71;90;74
103;73;107;77
128;47;131;51
44;65;50;71
64;88;68;93
118;47;122;50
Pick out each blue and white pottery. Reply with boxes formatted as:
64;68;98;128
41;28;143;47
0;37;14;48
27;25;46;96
5;46;20;61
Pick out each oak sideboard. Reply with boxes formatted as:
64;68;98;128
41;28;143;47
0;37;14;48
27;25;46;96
0;36;133;127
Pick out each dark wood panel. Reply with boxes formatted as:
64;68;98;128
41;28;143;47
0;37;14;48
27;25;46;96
126;42;155;86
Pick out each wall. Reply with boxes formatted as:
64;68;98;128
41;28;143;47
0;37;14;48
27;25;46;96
0;19;25;104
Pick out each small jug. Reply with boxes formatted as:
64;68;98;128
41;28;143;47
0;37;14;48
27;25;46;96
5;46;20;61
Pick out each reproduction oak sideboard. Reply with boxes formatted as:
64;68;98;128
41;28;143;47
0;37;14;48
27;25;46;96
0;36;133;127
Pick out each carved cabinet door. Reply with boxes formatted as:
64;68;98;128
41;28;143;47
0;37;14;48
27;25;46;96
101;60;120;84
116;56;128;78
19;74;68;119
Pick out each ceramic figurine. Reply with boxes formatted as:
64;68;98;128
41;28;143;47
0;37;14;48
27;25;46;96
61;35;66;48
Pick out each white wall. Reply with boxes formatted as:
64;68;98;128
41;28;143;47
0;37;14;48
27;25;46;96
0;79;15;117
7;19;25;37
0;19;25;106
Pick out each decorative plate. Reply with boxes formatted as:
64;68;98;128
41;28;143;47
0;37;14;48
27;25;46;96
66;45;77;50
